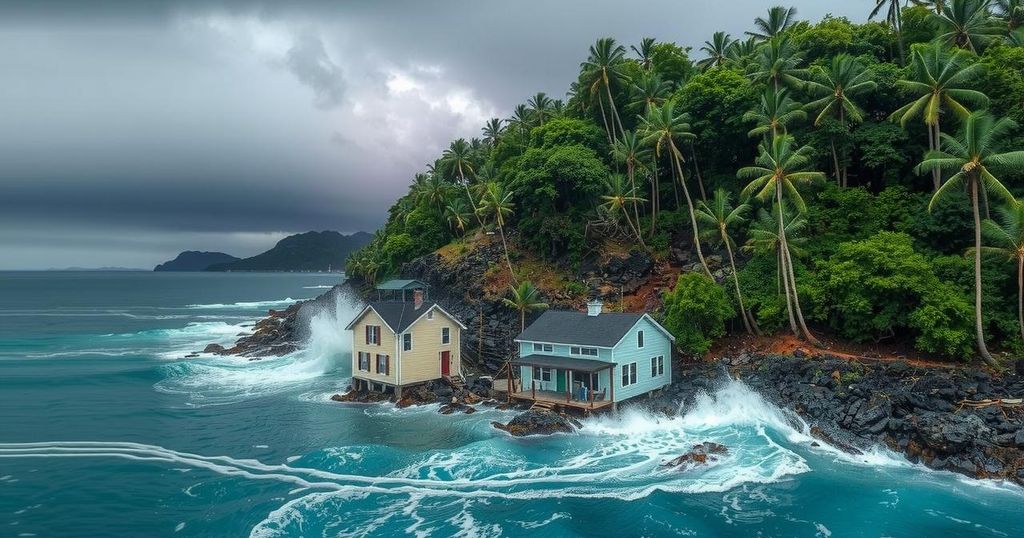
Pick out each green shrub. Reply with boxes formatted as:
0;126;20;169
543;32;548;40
661;273;735;355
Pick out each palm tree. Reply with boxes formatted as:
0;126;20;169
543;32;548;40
445;198;472;237
527;92;554;126
503;281;549;332
726;37;759;69
743;86;807;139
482;118;504;146
917;112;1024;367
476;181;518;283
698;32;734;70
747;6;799;40
697;189;759;334
600;173;648;246
612;131;650;240
891;43;989;191
508;104;535;132
870;0;908;63
738;134;825;344
411;172;451;215
979;202;1024;344
440;138;485;228
994;0;1024;29
805;54;878;186
628;72;673;116
932;0;1003;53
912;0;948;15
582;38;629;144
639;101;713;277
745;201;810;297
748;35;807;92
631;37;657;71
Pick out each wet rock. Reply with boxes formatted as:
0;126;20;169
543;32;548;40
203;343;227;354
330;390;390;404
491;410;581;436
663;442;729;469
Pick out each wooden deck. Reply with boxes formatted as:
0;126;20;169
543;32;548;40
509;389;614;412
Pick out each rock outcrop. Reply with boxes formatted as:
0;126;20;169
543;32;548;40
491;410;582;436
663;442;729;469
641;354;1024;486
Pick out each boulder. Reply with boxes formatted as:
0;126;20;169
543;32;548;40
203;343;227;355
663;442;729;469
491;410;582;436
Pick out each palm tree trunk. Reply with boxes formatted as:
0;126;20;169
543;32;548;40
460;164;486;229
783;231;821;346
497;221;518;286
778;222;800;336
520;309;525;332
1018;256;1024;346
689;141;708;201
724;234;753;335
627;163;644;246
932;121;943;192
596;93;613;145
603;74;626;143
830;137;842;185
971;178;998;367
895;12;906;66
668;152;681;209
672;146;713;278
650;159;659;237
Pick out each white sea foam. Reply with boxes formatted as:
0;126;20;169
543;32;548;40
185;298;307;310
154;290;362;405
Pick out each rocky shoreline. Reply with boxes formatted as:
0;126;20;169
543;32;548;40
202;276;1024;486
637;354;1024;486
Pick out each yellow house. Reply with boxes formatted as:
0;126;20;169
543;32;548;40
344;281;466;396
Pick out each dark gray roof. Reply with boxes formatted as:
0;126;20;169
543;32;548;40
513;354;613;373
515;310;645;347
361;301;436;333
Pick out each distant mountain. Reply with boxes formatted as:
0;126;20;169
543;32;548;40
154;251;240;272
48;267;147;272
205;231;372;272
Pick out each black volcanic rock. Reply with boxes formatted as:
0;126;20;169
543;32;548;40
205;231;371;272
154;251;240;272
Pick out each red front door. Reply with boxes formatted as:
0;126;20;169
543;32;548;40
440;351;451;376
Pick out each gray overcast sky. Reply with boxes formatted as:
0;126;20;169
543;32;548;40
0;1;861;269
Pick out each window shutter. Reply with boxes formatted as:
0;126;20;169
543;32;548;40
365;325;370;344
376;326;381;346
385;355;390;376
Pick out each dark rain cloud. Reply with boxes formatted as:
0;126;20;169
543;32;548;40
0;0;859;269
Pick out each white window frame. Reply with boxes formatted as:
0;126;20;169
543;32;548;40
532;342;553;353
571;346;598;357
376;353;389;375
651;355;664;377
402;332;412;352
358;352;370;372
532;367;553;382
637;330;645;349
367;325;381;345
441;327;450;345
621;362;638;387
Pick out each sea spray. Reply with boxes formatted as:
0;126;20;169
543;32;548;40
154;289;365;405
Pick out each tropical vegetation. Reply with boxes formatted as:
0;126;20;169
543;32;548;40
348;2;1024;365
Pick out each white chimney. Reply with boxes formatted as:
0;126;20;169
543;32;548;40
413;289;424;310
586;299;603;317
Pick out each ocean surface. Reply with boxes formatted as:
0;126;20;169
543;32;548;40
1;271;1022;537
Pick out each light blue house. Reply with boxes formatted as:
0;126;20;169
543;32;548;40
511;300;674;412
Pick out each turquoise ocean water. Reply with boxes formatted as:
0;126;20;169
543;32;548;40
1;271;1022;537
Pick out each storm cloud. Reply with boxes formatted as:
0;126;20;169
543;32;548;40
0;1;862;269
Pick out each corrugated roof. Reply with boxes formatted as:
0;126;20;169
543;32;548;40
513;354;613;373
376;279;428;290
515;310;645;347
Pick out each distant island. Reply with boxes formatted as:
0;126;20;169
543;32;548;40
154;251;240;272
154;231;372;272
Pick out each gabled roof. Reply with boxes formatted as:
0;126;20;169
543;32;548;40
515;310;650;348
345;301;466;333
376;279;428;290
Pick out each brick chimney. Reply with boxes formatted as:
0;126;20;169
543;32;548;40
413;289;424;310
